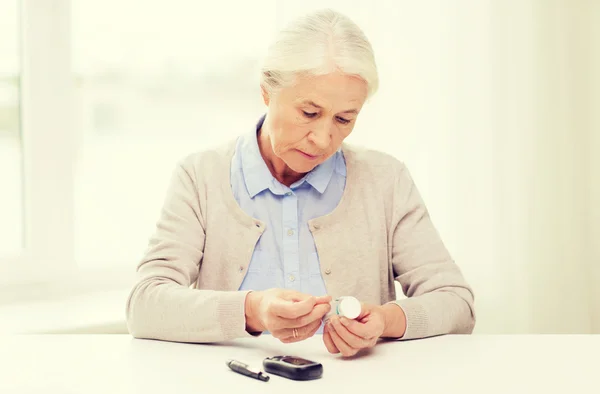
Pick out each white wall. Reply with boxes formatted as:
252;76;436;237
589;1;600;334
521;0;593;334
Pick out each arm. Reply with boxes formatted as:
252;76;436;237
125;159;254;343
387;164;476;340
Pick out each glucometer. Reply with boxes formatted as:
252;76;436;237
263;356;323;381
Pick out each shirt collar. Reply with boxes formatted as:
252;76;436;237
241;114;338;198
302;151;336;194
240;115;275;198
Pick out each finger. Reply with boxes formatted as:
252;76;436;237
328;324;358;357
283;319;322;343
338;316;377;339
330;317;372;349
323;324;340;354
270;297;316;319
314;295;332;305
280;290;315;303
280;318;321;342
304;319;323;339
280;303;331;329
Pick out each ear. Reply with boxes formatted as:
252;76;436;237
261;86;270;106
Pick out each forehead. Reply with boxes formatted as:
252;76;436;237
282;71;368;110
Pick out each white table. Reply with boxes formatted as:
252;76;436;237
0;334;598;394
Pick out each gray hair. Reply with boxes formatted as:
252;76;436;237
260;8;379;99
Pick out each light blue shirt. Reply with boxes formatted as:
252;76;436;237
232;114;346;303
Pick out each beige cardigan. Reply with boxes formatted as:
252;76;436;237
125;138;476;343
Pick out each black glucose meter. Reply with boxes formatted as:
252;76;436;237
262;355;323;381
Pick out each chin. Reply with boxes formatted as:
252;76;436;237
286;159;319;174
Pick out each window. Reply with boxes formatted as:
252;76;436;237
71;1;277;268
0;0;23;256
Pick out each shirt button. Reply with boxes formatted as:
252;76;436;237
287;229;294;236
285;192;292;196
324;268;331;275
288;275;295;282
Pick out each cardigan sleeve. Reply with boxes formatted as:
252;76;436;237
388;163;476;339
125;159;255;343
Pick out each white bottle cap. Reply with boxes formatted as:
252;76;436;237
338;297;361;319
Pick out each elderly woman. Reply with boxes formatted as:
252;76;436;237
126;9;475;357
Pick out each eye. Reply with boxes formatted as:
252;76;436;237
302;110;318;118
336;116;351;125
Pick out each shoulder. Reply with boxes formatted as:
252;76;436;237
342;143;419;210
173;137;239;183
342;143;409;182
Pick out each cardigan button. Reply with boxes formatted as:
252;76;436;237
324;268;331;275
239;266;244;272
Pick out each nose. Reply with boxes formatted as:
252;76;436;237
308;119;332;150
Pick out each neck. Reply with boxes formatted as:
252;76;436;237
257;127;305;187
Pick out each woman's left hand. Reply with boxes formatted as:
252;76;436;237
322;303;386;357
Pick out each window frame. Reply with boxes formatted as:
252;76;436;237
1;0;76;286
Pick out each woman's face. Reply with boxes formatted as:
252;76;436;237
261;71;368;174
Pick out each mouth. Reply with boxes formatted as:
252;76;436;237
296;149;320;160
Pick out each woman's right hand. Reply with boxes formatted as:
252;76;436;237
245;289;331;343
